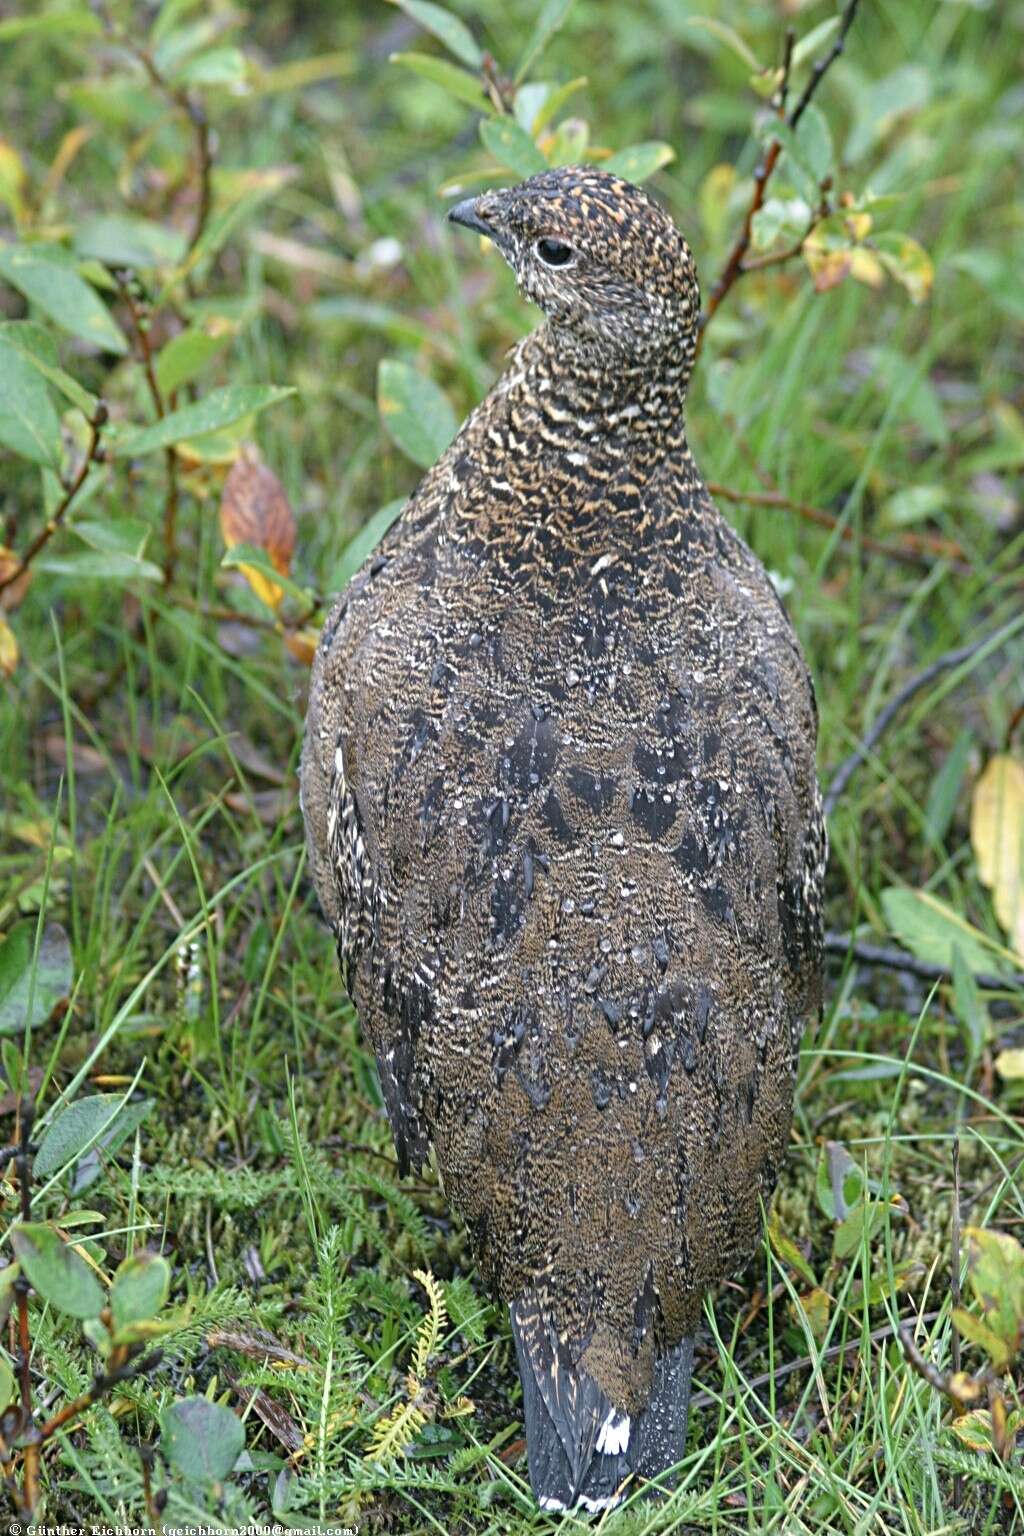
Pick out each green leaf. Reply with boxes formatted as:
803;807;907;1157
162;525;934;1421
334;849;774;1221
35;550;163;583
111;1251;171;1331
962;1226;1024;1372
377;360;457;469
2;1038;24;1098
0;920;73;1036
479;118;547;178
332;499;406;592
220;546;312;610
0;334;61;468
0;320;98;417
687;16;761;72
816;1141;866;1222
924;730;972;846
161;1396;245;1483
526;75;588;134
602;142;675;182
0;7;101;40
0;1358;14;1415
880;887;1006;976
791;15;841;71
0;1262;21;1330
10;1222;105;1319
389;0;482;68
767;1208;816;1286
176;45;248;87
154;328;228;397
73;517;153;560
390;52;489;111
833;1199;887;1260
111;385;295;458
0;244;127;354
951;1306;1014;1371
75;215;186;270
515;0;577;84
952;944;988;1063
874;232;934;305
34;1094;127;1178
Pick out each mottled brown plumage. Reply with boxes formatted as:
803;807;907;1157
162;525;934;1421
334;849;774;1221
302;167;825;1512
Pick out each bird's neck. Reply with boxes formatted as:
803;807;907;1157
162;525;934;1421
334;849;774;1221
503;323;693;462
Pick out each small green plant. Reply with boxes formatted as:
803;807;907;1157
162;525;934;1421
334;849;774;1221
364;1268;474;1463
0;1101;175;1517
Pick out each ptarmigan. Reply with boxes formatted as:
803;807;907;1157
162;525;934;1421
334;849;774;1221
301;167;825;1513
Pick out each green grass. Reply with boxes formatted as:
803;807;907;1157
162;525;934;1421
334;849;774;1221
1;0;1023;1530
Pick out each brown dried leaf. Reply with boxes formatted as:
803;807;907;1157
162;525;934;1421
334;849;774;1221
208;1325;311;1369
219;443;296;611
221;1366;305;1454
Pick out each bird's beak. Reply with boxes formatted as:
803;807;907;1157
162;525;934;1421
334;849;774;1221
447;197;496;239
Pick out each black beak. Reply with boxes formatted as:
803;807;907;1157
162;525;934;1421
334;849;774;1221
447;197;496;239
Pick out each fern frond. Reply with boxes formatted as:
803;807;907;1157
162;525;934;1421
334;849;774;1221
411;1267;447;1379
363;1398;428;1462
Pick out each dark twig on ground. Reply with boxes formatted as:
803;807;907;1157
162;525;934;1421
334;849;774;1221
697;0;862;349
0;405;108;597
823;624;1020;817
823;932;1024;993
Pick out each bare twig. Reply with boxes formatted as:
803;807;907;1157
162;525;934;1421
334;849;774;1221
697;0;862;348
13;1101;39;1515
706;481;967;571
115;271;180;586
35;1348;163;1443
98;8;214;267
823;932;1024;994
0;405;107;597
823;623;1020;817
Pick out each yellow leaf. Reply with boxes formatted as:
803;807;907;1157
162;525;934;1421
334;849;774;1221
970;755;1024;960
995;1048;1024;1081
848;248;885;288
284;627;320;667
0;615;18;677
0;138;28;224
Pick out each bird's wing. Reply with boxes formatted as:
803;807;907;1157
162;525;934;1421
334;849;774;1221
302;524;437;1177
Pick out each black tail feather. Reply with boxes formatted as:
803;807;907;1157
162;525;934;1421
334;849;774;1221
510;1297;694;1514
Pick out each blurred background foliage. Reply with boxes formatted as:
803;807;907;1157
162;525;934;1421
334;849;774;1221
1;0;1023;1529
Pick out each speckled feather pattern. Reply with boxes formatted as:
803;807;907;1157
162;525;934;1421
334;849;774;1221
302;169;825;1424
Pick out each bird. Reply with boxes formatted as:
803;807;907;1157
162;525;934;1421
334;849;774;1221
301;166;826;1514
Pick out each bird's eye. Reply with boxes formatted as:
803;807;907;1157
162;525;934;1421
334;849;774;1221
535;237;575;268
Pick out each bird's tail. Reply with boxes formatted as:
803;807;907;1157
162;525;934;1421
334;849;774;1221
510;1295;693;1515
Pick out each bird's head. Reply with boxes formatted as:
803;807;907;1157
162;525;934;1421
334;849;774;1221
448;166;699;368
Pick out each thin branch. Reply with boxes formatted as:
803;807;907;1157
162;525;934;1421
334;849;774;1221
697;0;863;347
14;1100;39;1516
706;480;967;571
823;623;1020;816
98;8;214;268
0;405;107;596
823;932;1024;994
115;271;180;586
35;1348;163;1443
